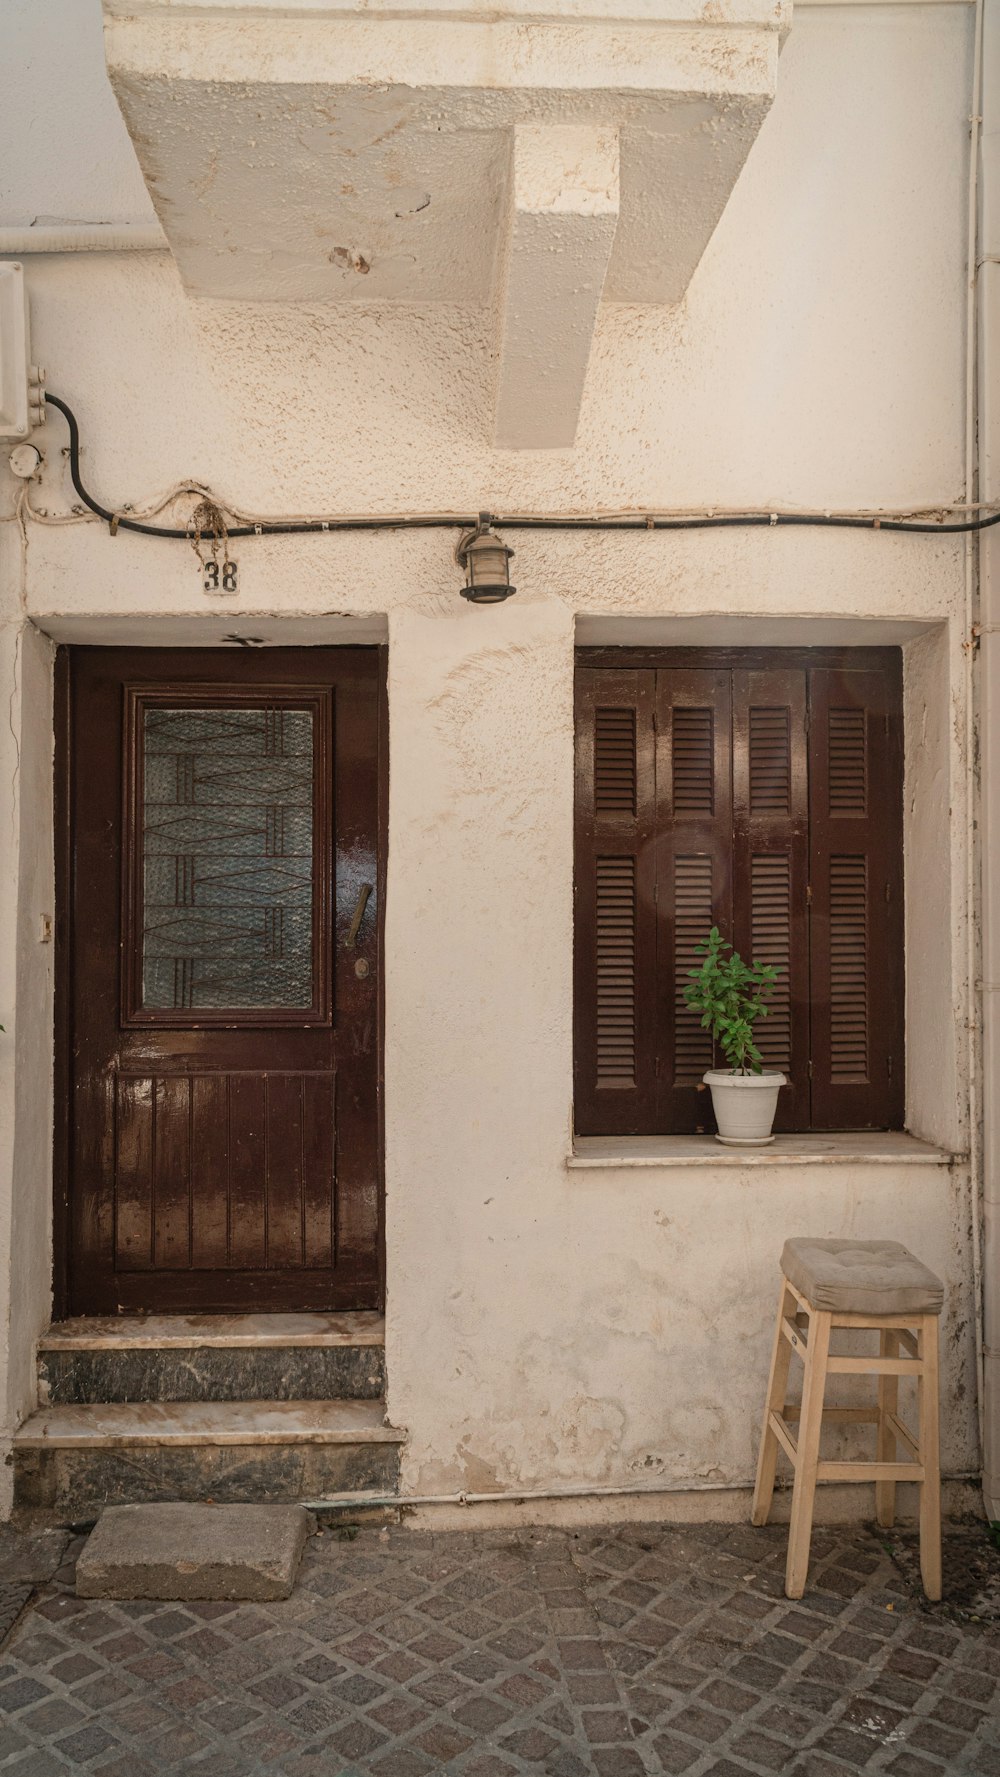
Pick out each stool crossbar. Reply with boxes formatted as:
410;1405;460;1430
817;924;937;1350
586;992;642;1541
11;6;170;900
751;1239;943;1601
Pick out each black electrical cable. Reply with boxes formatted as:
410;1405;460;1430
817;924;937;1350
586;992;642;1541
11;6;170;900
43;390;1000;540
43;393;461;538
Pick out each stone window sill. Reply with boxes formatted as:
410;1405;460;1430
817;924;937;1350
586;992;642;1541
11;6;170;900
567;1132;959;1170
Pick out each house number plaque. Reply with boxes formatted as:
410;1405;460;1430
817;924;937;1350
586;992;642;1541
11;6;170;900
202;560;239;595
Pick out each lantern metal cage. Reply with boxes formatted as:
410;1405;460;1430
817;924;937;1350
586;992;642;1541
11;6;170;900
456;513;516;604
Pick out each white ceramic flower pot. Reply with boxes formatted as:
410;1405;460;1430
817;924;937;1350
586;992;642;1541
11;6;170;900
703;1070;786;1145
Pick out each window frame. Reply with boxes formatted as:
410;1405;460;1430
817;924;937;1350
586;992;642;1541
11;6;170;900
574;645;904;1137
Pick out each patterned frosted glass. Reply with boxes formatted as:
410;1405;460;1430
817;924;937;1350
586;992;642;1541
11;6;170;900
142;706;314;1009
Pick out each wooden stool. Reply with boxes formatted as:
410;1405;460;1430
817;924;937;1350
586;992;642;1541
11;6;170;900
751;1237;944;1601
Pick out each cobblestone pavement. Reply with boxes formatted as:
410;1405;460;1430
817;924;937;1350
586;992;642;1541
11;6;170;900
0;1518;998;1777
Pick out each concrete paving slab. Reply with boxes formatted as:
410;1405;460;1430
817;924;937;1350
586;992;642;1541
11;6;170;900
75;1502;314;1601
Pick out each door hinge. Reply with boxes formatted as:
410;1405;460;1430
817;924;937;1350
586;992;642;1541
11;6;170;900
885;881;891;903
806;884;813;905
808;1058;814;1079
887;1054;893;1080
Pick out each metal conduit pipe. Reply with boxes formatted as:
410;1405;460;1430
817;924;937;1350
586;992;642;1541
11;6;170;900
0;224;169;254
301;1481;736;1514
296;1470;985;1518
980;0;1000;1523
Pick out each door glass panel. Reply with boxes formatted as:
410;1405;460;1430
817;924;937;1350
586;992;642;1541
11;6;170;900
141;706;314;1010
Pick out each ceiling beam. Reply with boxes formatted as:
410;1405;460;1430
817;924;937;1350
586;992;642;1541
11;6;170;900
494;126;618;451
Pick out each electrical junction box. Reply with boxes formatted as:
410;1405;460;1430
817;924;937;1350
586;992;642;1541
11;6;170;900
0;264;44;439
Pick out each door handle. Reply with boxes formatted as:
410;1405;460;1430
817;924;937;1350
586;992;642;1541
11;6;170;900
345;882;373;948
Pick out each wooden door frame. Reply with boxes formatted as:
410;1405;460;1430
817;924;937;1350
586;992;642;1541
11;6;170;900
51;642;389;1322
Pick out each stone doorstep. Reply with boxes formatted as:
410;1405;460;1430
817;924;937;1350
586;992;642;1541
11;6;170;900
36;1315;386;1407
37;1311;385;1350
17;1322;402;1519
75;1502;314;1600
38;1342;386;1406
13;1398;404;1448
12;1405;405;1515
14;1443;403;1516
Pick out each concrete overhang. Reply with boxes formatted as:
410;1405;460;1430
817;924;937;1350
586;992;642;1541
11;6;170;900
101;1;790;446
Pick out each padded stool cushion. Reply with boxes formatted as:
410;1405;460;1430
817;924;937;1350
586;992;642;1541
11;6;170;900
780;1238;944;1316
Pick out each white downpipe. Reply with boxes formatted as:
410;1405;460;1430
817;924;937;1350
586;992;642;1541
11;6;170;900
966;0;986;1500
980;0;1000;1523
0;224;168;255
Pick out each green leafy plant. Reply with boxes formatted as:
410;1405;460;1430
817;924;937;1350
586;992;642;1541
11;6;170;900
683;926;781;1075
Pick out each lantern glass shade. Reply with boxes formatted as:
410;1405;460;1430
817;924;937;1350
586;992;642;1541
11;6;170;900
460;522;516;603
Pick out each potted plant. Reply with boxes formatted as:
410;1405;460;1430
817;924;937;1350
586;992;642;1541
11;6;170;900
684;926;785;1145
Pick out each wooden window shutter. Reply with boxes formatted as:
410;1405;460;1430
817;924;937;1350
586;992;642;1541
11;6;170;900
808;664;904;1129
656;670;733;1132
574;669;657;1134
732;669;810;1131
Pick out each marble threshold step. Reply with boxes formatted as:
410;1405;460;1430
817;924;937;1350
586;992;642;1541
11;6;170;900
39;1313;385;1349
13;1398;405;1517
38;1313;386;1404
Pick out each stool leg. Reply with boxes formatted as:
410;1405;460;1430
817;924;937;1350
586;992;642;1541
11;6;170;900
876;1328;899;1529
917;1314;942;1602
785;1309;832;1600
752;1283;797;1528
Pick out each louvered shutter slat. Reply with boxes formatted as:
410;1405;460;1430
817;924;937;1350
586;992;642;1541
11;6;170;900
657;670;733;1132
808;666;903;1128
594;707;637;815
750;854;793;1074
733;669;810;1131
672;854;716;1084
595;856;637;1088
827;708;867;814
749;707;792;811
672;707;716;814
575;670;657;1133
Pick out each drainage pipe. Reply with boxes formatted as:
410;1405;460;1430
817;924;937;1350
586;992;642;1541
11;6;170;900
0;224;168;255
980;0;1000;1523
966;0;986;1502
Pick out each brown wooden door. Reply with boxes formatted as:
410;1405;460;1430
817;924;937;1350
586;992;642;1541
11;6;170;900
59;647;384;1315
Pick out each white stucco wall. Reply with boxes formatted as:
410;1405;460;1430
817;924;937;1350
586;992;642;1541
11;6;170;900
0;2;982;1513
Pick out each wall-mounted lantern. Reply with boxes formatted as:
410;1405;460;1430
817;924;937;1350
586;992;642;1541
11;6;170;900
457;512;516;604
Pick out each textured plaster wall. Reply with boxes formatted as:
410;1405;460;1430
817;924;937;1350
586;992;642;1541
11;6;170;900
0;538;20;1520
904;625;970;1155
0;584;55;1517
0;5;982;1507
7;628;54;1438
